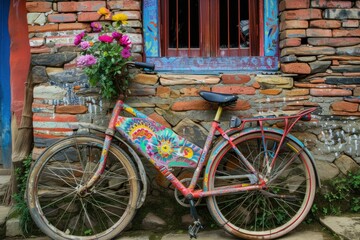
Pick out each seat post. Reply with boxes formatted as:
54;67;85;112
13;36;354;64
214;105;223;122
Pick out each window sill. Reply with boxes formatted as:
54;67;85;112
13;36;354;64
146;56;279;73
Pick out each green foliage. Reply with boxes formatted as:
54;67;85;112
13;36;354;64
12;155;36;236
310;170;360;220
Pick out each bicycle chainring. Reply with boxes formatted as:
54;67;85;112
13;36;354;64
174;178;202;207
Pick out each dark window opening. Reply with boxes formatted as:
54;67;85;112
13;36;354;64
161;0;260;57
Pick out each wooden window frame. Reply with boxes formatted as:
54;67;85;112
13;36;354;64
143;0;278;72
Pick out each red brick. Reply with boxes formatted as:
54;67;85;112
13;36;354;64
148;113;171;128
331;101;358;112
310;89;352;97
171;100;213;111
221;74;251;84
28;24;59;33
55;105;88;114
332;60;340;66
342;20;359;28
311;0;352;8
77;12;102;22
281;63;311;74
107;0;141;10
281;9;322;21
59;23;91;31
279;38;301;48
156;86;171;98
252;81;261;89
279;0;309;11
58;1;106;12
333;29;360;37
309;78;325;84
306;29;332;37
212;86;255;95
26;2;52;12
33;114;78;122
48;14;77;23
280;20;308;30
31;46;51;54
310;20;341;29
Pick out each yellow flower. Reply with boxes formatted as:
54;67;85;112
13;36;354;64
112;13;128;24
97;7;111;19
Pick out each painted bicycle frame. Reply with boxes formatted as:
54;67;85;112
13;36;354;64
80;99;317;200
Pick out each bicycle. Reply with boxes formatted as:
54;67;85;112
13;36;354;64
26;62;319;240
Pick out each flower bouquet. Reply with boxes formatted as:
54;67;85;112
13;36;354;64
74;7;133;99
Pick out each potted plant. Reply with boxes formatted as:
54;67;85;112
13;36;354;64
74;7;133;99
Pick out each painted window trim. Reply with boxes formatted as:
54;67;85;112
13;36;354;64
143;0;278;72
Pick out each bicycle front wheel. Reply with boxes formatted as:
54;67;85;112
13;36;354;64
27;135;140;240
207;132;316;239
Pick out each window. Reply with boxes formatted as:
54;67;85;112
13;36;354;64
160;0;259;57
143;0;279;71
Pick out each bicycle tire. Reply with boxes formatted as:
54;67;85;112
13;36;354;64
27;135;140;240
206;132;316;239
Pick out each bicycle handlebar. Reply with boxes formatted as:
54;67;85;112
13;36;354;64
133;62;155;71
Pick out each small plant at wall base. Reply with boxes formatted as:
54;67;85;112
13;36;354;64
308;170;360;220
11;155;37;236
75;7;133;99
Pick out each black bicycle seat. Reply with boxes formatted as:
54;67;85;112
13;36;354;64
199;91;238;105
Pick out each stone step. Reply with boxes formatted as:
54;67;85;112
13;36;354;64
320;215;360;240
0;175;11;204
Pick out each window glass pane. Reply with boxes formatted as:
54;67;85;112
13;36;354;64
168;0;199;48
219;0;249;48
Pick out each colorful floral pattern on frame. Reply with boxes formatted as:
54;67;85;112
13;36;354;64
116;116;202;168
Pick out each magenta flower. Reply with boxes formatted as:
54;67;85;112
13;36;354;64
74;32;86;46
77;54;97;67
91;22;102;32
112;32;123;40
98;35;113;43
121;49;131;59
80;41;91;50
119;35;132;49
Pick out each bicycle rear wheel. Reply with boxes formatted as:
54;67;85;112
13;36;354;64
206;132;316;239
27;135;140;240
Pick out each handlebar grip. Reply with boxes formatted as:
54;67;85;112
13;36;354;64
134;62;155;71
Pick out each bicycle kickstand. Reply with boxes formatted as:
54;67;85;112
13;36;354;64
188;199;204;239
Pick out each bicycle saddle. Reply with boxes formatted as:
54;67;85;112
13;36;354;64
199;91;238;105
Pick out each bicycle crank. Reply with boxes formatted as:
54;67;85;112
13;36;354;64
174;178;202;207
188;199;204;239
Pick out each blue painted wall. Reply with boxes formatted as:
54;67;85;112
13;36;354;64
0;0;12;168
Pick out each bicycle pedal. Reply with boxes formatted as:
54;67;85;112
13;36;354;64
188;220;204;239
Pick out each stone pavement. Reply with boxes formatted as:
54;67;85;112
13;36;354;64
2;215;359;240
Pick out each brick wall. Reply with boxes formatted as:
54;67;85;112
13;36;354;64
27;0;360;181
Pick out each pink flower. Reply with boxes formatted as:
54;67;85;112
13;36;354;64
112;32;123;40
77;54;97;67
74;32;86;46
121;49;131;59
98;35;113;43
119;35;132;49
80;41;91;50
91;22;102;32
